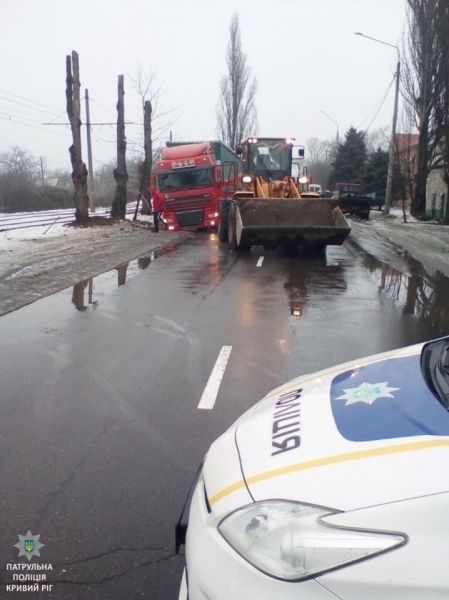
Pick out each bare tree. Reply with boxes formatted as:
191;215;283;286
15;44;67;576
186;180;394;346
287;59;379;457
0;146;38;178
66;50;90;224
397;111;419;211
432;0;449;220
217;13;257;149
365;127;390;153
306;137;334;187
402;0;441;216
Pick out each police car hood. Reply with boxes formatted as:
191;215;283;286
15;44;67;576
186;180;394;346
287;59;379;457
204;344;449;515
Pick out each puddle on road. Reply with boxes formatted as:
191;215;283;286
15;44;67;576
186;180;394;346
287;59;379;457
70;241;183;311
284;255;347;320
70;250;162;311
280;244;449;335
361;250;449;335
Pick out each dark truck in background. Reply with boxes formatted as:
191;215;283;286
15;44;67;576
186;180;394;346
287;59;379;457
332;182;379;220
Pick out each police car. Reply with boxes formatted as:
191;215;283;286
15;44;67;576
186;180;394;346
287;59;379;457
177;337;449;599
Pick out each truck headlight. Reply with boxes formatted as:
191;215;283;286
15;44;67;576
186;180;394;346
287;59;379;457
218;500;405;581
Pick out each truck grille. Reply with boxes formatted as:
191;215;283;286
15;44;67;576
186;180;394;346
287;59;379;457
176;209;204;227
165;194;211;211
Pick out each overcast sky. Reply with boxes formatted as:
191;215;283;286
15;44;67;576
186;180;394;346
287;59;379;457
0;0;406;172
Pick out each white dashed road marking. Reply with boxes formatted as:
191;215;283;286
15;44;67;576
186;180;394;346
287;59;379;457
198;346;232;410
256;257;264;267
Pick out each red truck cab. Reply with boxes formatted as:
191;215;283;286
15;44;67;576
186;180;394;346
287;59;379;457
151;141;239;231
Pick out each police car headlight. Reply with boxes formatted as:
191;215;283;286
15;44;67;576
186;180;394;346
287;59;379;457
218;500;405;581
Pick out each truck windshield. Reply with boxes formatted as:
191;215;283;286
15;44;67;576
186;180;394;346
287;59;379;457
158;168;213;192
250;141;291;178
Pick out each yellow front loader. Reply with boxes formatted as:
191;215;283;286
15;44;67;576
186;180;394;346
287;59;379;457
218;137;350;251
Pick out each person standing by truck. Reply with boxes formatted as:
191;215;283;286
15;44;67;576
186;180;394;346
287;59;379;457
150;185;164;232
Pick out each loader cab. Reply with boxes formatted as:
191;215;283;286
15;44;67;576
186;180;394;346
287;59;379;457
237;137;296;180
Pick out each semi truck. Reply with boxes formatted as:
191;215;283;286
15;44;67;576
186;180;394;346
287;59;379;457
151;141;239;231
218;137;351;251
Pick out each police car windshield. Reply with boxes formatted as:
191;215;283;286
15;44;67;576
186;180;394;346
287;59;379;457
421;338;449;409
158;168;213;192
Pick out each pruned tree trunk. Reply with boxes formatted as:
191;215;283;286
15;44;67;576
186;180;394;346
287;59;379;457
111;75;128;219
66;51;90;224
135;100;153;216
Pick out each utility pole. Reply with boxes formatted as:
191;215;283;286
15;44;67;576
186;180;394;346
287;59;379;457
85;88;95;212
384;59;400;217
354;32;401;216
39;157;45;185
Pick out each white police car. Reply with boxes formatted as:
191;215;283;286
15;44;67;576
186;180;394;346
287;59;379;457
177;337;449;599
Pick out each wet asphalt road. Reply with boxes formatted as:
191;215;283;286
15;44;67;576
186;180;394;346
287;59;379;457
1;232;449;599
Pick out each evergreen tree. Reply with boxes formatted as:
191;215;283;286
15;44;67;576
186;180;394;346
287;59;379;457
329;127;367;187
364;148;388;197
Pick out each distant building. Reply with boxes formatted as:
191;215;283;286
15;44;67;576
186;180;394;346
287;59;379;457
396;133;449;220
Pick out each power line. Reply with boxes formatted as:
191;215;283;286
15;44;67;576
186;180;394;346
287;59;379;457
88;96;116;117
0;114;70;138
0;87;65;118
358;73;396;132
42;121;133;126
0;108;47;125
0;94;63;119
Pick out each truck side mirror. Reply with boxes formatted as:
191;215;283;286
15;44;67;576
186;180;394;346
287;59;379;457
214;165;223;183
235;144;243;155
297;146;305;158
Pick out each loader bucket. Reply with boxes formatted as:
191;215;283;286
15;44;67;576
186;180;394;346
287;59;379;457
235;198;351;248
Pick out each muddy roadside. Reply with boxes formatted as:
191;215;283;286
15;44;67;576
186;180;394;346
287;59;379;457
0;220;193;316
348;211;449;278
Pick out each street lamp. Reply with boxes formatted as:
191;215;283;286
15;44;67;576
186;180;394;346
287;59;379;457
321;110;340;145
355;32;400;217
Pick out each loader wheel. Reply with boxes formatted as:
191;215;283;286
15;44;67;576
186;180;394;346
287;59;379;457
217;211;228;242
228;205;250;251
228;205;237;247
